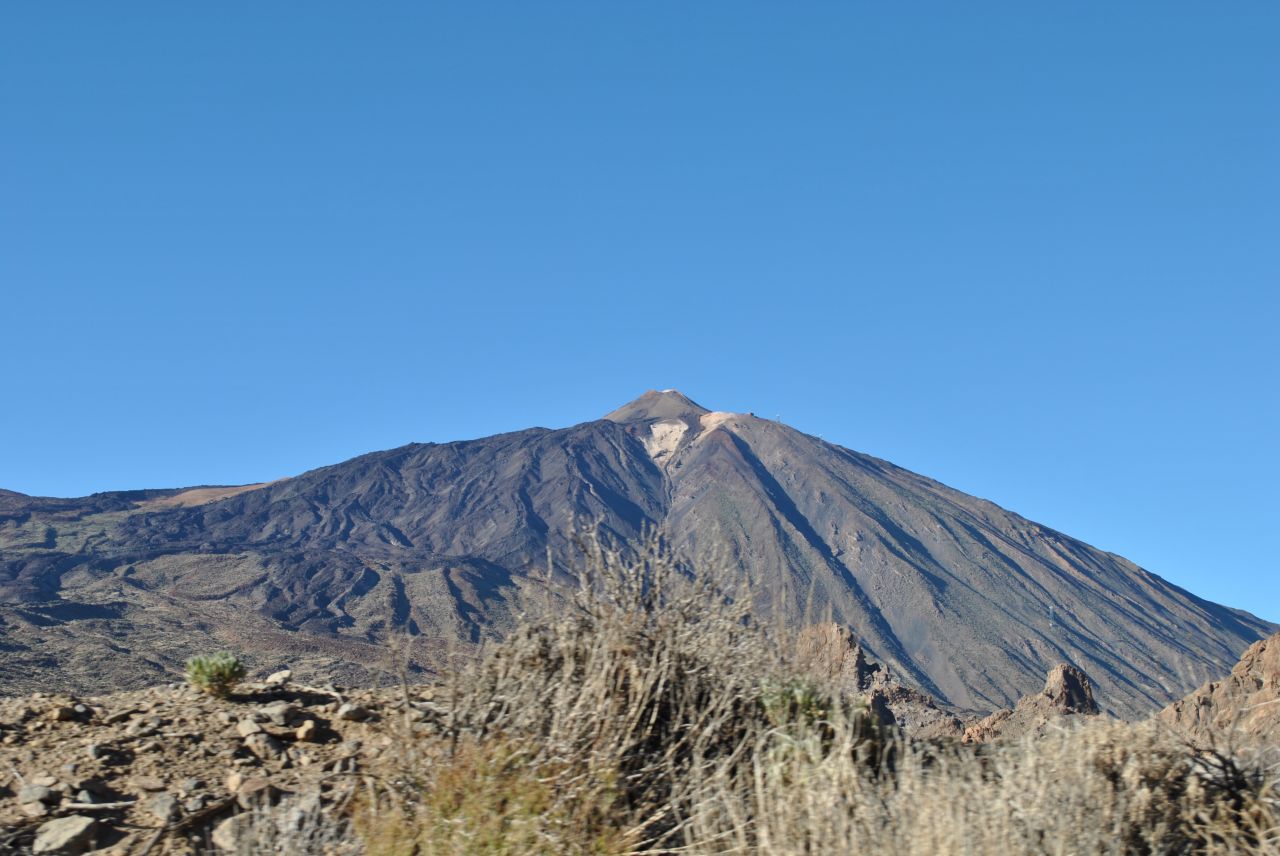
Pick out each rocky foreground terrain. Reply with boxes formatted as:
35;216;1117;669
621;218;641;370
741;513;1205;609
2;391;1273;721
0;625;1088;853
11;629;1278;853
0;669;431;853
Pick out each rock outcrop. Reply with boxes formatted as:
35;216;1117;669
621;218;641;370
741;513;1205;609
796;622;967;739
963;663;1101;742
1158;631;1280;743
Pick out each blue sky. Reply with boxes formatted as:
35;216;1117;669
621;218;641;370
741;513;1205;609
2;5;1277;621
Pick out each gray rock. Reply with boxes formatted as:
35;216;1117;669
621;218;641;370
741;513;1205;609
19;800;51;818
133;774;166;791
32;815;97;854
259;701;298;727
146;792;180;823
210;813;253;851
244;732;284;759
18;784;57;805
335;703;371;722
236;719;263;737
235;777;285;810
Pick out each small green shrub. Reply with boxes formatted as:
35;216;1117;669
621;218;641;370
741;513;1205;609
185;651;246;698
760;676;831;728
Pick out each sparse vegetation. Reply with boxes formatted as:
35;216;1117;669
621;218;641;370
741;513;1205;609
346;530;1280;854
184;651;246;698
7;531;1275;854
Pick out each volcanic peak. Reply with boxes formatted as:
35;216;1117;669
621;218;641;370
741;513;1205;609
604;389;710;424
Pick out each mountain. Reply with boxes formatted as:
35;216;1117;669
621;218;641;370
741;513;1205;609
0;390;1272;717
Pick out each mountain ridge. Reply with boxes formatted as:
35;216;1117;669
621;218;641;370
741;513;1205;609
1;390;1272;717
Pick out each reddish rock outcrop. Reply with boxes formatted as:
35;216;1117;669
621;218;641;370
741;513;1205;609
795;623;966;739
1158;631;1280;743
963;663;1100;742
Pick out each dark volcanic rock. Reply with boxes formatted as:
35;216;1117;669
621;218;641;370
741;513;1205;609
0;390;1273;719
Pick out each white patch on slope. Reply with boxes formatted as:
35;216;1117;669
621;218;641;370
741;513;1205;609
643;419;688;464
699;411;737;432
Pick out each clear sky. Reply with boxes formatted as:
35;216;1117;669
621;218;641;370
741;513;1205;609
2;5;1277;621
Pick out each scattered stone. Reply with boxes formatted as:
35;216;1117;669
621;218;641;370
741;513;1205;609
211;813;253;851
265;669;292;686
145;791;179;823
260;701;298;727
295;719;318;742
236;719;264;738
33;815;97;854
244;732;284;760
30;774;59;788
20;800;51;818
236;776;285;809
132;774;166;792
225;771;244;794
125;720;157;737
86;743;124;763
19;784;57;806
335;703;371;722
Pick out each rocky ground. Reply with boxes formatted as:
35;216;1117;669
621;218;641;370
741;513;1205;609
0;671;438;854
5;628;1277;854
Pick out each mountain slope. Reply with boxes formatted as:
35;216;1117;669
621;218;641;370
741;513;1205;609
1;391;1271;716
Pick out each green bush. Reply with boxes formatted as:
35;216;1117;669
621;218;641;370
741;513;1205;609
185;651;246;698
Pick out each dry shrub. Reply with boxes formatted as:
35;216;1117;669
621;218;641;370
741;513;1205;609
688;717;1280;855
365;528;1279;855
421;528;806;848
360;735;630;856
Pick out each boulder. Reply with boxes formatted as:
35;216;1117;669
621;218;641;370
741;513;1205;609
32;816;97;855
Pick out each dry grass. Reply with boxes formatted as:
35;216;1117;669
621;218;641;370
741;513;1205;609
281;528;1280;854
